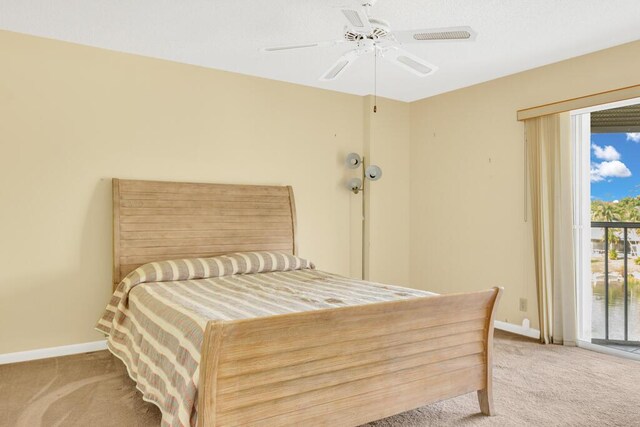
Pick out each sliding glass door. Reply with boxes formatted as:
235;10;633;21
573;98;640;352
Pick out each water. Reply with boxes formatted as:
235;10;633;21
590;227;640;341
592;284;640;341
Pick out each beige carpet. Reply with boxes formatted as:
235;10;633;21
1;331;639;427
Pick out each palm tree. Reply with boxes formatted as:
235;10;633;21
592;199;640;260
591;201;622;259
591;202;621;222
623;206;640;222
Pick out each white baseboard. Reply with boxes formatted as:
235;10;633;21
0;320;539;365
0;340;107;365
494;320;541;340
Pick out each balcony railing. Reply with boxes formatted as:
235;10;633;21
591;221;640;346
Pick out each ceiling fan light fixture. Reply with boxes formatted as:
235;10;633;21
413;30;471;41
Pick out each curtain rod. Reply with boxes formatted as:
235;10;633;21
517;83;640;121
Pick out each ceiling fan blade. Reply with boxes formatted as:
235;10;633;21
261;40;344;53
382;47;438;77
340;7;372;33
393;26;477;44
262;43;322;52
320;50;360;81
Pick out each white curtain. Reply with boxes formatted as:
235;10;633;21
525;113;577;345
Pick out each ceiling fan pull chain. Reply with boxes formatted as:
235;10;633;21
373;47;377;113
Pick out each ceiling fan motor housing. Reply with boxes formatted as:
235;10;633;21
344;18;390;42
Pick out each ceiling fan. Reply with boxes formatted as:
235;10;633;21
261;0;476;81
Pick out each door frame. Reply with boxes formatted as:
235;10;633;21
571;97;640;357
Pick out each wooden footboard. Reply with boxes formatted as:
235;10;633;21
197;287;502;427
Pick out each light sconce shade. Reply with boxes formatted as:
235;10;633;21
347;177;363;193
345;152;362;169
365;165;382;181
344;152;382;194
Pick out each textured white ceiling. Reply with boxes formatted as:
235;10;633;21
1;0;640;102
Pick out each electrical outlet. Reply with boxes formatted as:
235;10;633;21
519;298;528;312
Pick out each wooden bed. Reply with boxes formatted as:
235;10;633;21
112;178;502;427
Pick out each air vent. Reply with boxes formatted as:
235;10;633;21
397;56;432;75
413;30;471;40
342;9;364;27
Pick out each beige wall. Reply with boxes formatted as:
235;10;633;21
2;27;639;354
365;96;411;286
0;30;411;354
346;96;411;286
409;40;640;329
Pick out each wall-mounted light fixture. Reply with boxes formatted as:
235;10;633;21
365;165;382;181
346;152;362;169
345;153;382;279
345;153;382;194
347;177;363;193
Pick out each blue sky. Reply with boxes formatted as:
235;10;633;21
591;132;640;201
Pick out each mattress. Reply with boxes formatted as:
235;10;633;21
96;251;433;427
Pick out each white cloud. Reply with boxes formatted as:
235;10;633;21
590;169;604;182
599;161;632;178
591;143;620;161
591;160;632;182
627;133;640;142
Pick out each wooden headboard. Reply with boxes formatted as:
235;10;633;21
112;178;297;288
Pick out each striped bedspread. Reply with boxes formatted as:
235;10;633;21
96;252;433;427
